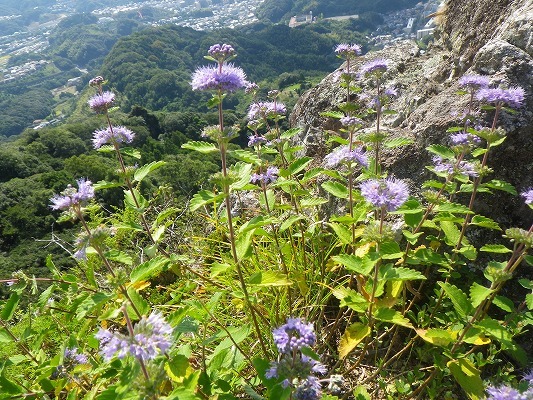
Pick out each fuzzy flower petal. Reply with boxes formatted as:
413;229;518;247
458;74;490;89
191;64;247;93
92;125;135;149
476;86;525;108
359;58;389;77
88;91;115;113
360;178;409;212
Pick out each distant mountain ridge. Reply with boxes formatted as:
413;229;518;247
255;0;421;23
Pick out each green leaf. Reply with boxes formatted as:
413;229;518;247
321;181;349;199
133;161;166;183
181;141;218;154
301;167;325;183
259;189;275;211
439;282;473;318
248;271;292;287
283;157;312;176
0;373;23;395
440;220;464;246
229;162;252;191
115;222;144;232
384;137;414;148
126;286;150;317
280;127;301;140
437;203;474;214
475;317;514;348
374;307;413;328
416;328;455;347
124;188;148;213
427;144;455;160
120;147;142;159
104;250;133;266
320;110;344;118
379;241;403;260
300;197;328;208
480;244;512;253
130;256;170;283
331;287;369;312
469;282;493;308
447;359;484;400
493;295;515;312
390;199;424;228
189;190;225;212
280;215;305;233
353;386;371;400
402;230;424;245
484;179;516;195
383;267;426;281
93;180;122;190
328;222;354;245
338;323;371;359
0;328;13;343
332;254;378;277
231;149;261;165
1;292;20;321
470;215;501;230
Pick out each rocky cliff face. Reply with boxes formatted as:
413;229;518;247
289;0;533;228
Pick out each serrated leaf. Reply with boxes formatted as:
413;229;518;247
328;222;353;245
236;229;254;260
301;167;325;183
484;179;516;195
120;147;142;159
189;190;225;212
321;181;349;199
383;266;426;281
332;254;378;277
232;149;261;165
469;282;493;308
480;244;512;254
229;162;252;191
475;317;514;348
447;359;484;400
440;220;464;246
130;256;170;283
374;307;413;328
332;287;369;312
470;215;501;230
284;157;312;176
280;215;305;233
0;329;13;343
93;180;122;190
437;203;474;214
104;249;133;265
493;295;514;312
338;323;371;359
300;197;328;208
1;292;20;321
416;328;456;347
133;161;166;183
320;110;344;118
124;188;148;212
439;282;473;318
280;127;301;140
384;137;414;148
379;241;403;260
402;230;424;245
248;271;292;287
427;144;455;159
181;141;218;154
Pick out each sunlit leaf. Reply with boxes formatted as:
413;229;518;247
338;323;371;359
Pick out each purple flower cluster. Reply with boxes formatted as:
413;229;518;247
50;178;95;211
360;178;409;212
359;58;389;77
64;347;88;366
340;116;363;127
450;132;482;147
95;311;173;362
476;86;525;108
247;101;287;120
87;91;115;113
191;64;247;93
89;76;105;87
486;371;533;400
458;74;490;89
521;189;533;205
432;156;478;178
266;318;325;400
92;125;135;149
248;134;267;147
324;145;368;168
208;43;235;61
335;43;362;59
251;166;279;185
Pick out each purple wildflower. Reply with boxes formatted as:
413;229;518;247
50;178;95;211
458;74;490;89
207;43;235;61
521;189;533;205
359;58;389;77
251;166;279;185
89;76;105;87
64;347;88;365
384;86;398;97
247;101;286;120
340;116;363;127
324;145;368;168
272;317;316;354
432;156;478;178
450;132;482;147
87;91;115;113
335;43;362;59
248;134;267;147
245;81;259;94
95;311;173;362
293;376;322;400
523;370;533;385
360;178;409;212
191;64;247;93
476;86;525;108
92;125;135;149
486;385;522;400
